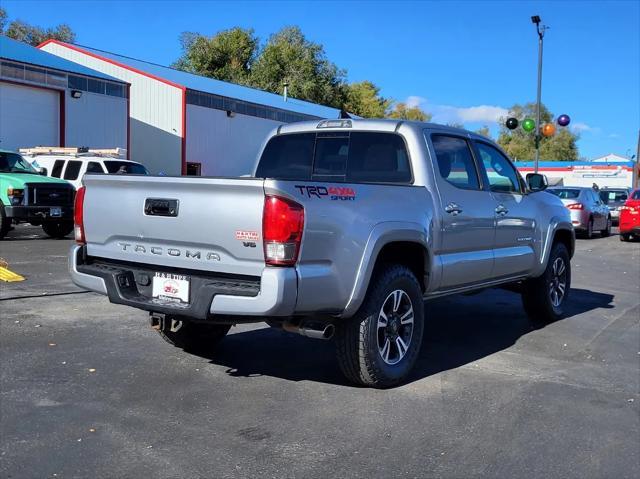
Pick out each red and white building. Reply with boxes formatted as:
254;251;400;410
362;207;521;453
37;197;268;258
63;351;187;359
39;40;343;176
516;160;636;188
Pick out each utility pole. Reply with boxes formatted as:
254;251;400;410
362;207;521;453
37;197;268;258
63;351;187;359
531;15;548;173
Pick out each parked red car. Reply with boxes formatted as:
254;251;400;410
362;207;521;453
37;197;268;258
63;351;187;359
619;188;640;241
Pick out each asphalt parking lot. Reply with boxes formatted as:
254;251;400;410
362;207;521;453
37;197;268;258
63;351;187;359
1;225;639;479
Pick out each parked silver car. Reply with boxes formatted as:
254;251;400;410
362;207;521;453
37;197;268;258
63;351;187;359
599;187;631;225
547;186;611;238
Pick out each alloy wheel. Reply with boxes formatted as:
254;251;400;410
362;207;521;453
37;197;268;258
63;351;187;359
377;290;414;365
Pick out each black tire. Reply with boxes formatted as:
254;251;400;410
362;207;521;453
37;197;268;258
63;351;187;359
335;264;424;388
584;217;594;239
522;242;571;323
619;233;631;242
42;220;74;239
601;216;612;237
0;205;11;240
156;318;230;352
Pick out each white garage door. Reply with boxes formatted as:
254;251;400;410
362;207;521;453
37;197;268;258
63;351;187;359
0;82;60;151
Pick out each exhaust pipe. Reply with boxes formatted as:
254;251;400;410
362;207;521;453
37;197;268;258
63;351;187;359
282;320;335;340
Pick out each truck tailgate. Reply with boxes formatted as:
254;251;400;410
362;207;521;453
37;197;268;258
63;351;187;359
82;175;266;277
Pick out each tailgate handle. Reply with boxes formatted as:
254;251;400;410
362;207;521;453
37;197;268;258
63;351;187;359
144;198;179;217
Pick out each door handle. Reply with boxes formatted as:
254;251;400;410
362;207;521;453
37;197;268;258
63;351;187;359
445;202;463;216
495;204;509;216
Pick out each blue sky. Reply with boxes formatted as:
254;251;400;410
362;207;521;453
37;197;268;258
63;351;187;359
4;0;639;159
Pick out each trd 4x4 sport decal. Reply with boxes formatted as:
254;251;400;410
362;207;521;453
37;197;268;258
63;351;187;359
294;185;356;201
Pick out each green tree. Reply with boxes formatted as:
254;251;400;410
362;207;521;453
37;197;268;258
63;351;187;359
1;8;75;46
172;28;258;85
342;81;391;118
497;102;580;161
475;125;491;139
250;26;346;108
387;102;431;122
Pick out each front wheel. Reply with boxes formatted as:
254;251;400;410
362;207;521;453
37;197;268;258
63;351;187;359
42;220;74;239
522;242;571;323
620;233;631;242
335;264;424;388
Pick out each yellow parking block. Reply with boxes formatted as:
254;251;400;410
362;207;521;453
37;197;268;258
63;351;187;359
0;258;25;282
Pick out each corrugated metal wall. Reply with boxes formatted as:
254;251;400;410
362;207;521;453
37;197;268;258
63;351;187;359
186;104;280;176
66;91;127;149
41;43;183;175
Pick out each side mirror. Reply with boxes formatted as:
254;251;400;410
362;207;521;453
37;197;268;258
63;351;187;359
38;167;48;176
526;173;548;192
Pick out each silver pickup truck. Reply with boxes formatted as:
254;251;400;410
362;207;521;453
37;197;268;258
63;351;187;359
69;119;574;388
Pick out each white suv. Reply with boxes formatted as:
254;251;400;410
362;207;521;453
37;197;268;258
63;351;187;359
23;149;149;190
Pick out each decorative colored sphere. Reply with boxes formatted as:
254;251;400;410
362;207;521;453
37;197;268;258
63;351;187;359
522;118;536;132
542;123;556;137
557;114;571;127
505;117;519;130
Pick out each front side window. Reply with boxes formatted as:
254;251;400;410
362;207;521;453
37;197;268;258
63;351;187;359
431;135;480;190
64;160;82;180
103;161;148;175
86;162;104;173
255;132;411;184
476;142;521;194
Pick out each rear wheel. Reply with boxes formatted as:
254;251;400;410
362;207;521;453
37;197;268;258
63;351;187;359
153;317;230;352
335;264;424;388
584;217;594;239
601;216;612;237
620;233;631;242
42;220;74;239
522;242;571;323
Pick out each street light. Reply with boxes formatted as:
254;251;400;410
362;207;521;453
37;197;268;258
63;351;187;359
532;15;549;173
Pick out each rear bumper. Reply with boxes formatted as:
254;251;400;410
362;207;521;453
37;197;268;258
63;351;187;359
4;205;73;222
68;245;297;320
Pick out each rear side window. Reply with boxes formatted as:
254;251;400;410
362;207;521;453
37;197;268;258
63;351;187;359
256;132;411;184
51;160;65;178
431;135;480;190
86;162;104;173
63;160;82;180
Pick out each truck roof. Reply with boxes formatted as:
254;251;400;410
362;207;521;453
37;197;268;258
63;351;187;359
277;118;487;140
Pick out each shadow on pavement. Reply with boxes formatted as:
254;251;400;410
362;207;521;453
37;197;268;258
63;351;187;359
194;287;614;387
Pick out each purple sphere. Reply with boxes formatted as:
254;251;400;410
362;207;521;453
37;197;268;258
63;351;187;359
557;114;571;127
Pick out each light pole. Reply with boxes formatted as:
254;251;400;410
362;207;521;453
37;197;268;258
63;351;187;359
532;15;548;173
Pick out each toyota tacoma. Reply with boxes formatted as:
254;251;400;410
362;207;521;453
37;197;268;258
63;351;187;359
69;119;574;388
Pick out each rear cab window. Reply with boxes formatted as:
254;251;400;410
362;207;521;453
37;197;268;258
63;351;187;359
255;132;412;184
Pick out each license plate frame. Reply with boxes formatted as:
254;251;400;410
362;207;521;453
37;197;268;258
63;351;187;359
152;272;190;304
50;207;62;217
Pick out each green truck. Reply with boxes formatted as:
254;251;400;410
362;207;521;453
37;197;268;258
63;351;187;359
0;150;75;240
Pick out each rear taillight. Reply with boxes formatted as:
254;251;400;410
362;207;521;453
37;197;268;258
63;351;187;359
567;203;584;210
74;186;86;244
263;195;304;266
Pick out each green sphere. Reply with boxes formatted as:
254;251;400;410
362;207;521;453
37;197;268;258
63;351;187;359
522;118;536;132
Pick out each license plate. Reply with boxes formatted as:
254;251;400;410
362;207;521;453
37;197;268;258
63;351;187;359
152;272;190;304
50;207;62;217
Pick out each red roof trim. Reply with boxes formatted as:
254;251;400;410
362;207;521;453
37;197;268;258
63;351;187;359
37;39;184;89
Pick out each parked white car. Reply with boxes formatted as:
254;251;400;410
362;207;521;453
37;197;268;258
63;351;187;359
21;147;149;190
